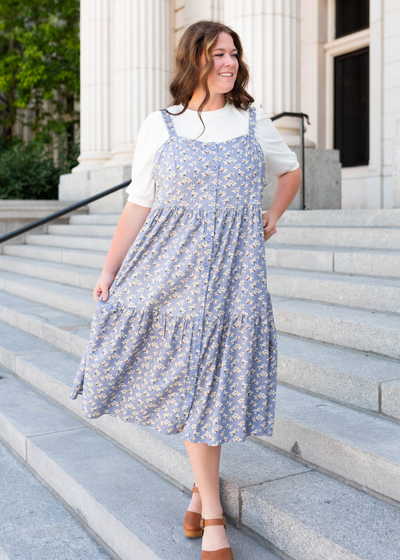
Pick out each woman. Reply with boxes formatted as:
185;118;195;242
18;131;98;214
70;20;301;560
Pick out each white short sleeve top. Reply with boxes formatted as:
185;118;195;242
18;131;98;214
126;103;300;208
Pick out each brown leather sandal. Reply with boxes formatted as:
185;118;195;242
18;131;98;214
183;482;202;538
200;515;234;560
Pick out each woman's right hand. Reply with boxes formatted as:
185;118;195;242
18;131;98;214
93;271;117;303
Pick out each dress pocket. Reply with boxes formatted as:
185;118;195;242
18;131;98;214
89;295;123;344
98;293;120;312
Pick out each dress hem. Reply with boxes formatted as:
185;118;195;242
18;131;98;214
71;394;275;446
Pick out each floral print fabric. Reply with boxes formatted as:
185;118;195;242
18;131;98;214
70;105;278;446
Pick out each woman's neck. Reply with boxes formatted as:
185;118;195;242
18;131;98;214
187;92;227;112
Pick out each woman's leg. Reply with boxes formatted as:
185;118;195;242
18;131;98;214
184;440;230;551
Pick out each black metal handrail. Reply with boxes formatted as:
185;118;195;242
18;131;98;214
0;179;131;245
270;111;310;210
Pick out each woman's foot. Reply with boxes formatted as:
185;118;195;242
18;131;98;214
187;483;202;514
201;515;230;552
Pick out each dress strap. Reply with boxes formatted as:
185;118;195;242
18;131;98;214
161;109;178;140
248;106;257;136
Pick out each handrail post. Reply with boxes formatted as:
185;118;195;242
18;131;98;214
300;114;305;210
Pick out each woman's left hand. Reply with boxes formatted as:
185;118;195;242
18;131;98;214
262;211;278;242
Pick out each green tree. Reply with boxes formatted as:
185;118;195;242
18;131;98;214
0;0;80;148
0;135;80;199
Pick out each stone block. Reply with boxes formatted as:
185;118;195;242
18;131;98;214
262;148;341;211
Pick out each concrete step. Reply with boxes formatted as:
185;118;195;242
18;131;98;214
272;294;400;359
0;440;111;560
0;369;276;560
0;291;89;357
69;214;120;225
0;269;95;320
267;267;400;313
258;384;400;503
68;209;400;228
3;243;107;269
48;224;116;237
0;255;100;290
1;318;399;508
37;224;400;251
0;372;400;560
68;209;400;227
26;233;111;252
271;226;400;249
265;244;400;279
277;208;400;227
241;468;400;560
277;333;400;417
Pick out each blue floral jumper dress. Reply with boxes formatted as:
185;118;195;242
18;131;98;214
70;105;278;446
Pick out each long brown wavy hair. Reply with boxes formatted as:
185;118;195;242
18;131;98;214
165;20;254;139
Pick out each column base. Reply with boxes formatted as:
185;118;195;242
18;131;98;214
103;153;134;168
72;151;113;174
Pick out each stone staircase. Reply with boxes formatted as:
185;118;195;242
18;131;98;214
0;208;400;560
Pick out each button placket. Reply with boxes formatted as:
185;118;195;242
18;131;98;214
187;142;218;408
209;142;219;196
204;142;217;326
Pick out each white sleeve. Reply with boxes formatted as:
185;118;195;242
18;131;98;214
125;112;157;208
255;107;300;179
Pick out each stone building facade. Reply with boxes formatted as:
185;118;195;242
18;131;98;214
60;0;400;210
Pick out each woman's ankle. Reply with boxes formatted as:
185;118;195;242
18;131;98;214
202;512;224;519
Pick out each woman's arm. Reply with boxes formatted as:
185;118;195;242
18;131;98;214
262;166;302;242
93;201;151;302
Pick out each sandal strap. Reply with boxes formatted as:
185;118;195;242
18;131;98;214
200;516;227;529
192;483;200;494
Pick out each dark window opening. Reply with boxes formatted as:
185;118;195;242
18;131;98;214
336;0;369;39
334;47;369;167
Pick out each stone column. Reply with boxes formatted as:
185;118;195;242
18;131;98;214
72;0;112;173
223;0;314;147
104;0;172;167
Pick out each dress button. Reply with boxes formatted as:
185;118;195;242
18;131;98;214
191;370;197;376
196;317;202;323
208;207;215;213
211;163;219;170
195;343;200;350
204;261;210;269
210;185;216;192
206;234;212;242
210;143;217;150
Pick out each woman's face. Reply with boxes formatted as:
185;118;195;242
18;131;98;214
200;32;239;94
